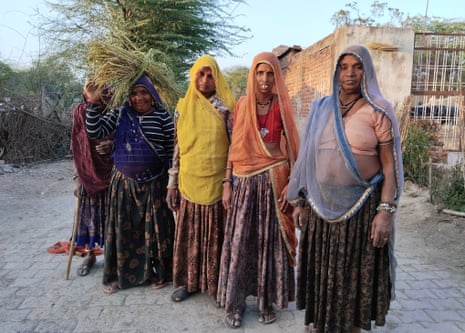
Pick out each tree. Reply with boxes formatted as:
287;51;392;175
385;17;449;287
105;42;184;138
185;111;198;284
330;1;465;33
224;65;248;100
403;16;465;33
331;1;404;28
40;0;250;81
26;55;82;118
2;56;81;118
0;61;14;99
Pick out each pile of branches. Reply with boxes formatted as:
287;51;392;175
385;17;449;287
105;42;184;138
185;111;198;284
0;106;71;164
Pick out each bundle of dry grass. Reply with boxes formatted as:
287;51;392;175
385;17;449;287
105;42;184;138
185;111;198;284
87;37;181;109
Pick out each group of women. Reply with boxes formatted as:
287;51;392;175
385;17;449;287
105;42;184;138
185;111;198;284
73;45;403;333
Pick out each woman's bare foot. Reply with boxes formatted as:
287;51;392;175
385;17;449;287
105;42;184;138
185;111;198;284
102;282;119;294
76;253;96;276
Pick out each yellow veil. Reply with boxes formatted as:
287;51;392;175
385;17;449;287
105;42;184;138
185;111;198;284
176;55;235;204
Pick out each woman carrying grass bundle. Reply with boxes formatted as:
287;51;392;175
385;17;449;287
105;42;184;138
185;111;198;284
86;74;175;294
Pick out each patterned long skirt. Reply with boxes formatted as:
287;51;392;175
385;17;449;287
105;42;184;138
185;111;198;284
172;197;225;297
75;188;107;249
297;186;392;332
103;170;175;290
217;171;295;316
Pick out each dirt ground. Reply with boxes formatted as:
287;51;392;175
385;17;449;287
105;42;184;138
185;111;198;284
398;181;465;275
1;158;465;276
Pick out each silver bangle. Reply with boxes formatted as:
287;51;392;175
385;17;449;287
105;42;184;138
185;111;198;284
376;202;397;214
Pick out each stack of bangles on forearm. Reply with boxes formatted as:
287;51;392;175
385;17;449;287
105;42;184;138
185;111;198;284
376;202;397;214
222;178;233;184
166;168;178;189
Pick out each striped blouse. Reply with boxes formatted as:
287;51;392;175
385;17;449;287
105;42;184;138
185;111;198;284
86;103;175;163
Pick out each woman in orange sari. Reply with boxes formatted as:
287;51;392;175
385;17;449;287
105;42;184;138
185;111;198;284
217;52;300;329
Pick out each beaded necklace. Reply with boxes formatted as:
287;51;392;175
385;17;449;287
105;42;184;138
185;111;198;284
340;95;362;117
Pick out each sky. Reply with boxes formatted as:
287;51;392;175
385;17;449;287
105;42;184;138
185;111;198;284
1;0;464;70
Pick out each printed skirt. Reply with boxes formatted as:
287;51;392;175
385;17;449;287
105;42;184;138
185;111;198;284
75;188;107;249
103;169;175;289
172;197;225;297
297;185;391;332
217;170;295;315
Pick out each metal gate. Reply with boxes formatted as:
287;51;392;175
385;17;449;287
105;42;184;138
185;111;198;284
410;32;465;151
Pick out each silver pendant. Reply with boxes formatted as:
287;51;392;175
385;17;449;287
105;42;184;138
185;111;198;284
260;127;269;138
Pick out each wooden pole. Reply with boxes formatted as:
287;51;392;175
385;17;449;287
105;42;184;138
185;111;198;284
65;196;81;280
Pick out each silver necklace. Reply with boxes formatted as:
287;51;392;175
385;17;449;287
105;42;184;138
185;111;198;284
257;98;273;138
257;102;271;138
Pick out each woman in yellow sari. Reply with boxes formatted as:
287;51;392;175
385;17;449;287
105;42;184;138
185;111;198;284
166;55;235;302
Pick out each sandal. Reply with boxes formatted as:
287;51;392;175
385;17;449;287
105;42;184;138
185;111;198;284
102;282;119;294
171;286;189;302
258;309;277;325
91;246;104;256
150;279;166;290
76;255;96;276
224;312;242;329
47;241;67;254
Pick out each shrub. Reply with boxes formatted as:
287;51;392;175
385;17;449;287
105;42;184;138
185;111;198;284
431;163;465;212
402;120;437;186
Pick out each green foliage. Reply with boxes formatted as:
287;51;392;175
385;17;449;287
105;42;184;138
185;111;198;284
331;1;465;32
331;1;405;28
402;120;437;186
1;56;81;116
29;56;82;109
431;163;465;212
224;65;248;100
40;0;250;81
0;62;14;86
404;16;465;33
442;164;465;211
402;121;465;214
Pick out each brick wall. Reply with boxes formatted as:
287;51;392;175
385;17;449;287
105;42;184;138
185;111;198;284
278;26;415;134
280;35;335;131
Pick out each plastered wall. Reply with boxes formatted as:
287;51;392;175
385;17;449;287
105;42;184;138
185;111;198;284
279;25;415;132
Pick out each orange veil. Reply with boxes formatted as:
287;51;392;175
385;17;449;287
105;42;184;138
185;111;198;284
229;52;300;265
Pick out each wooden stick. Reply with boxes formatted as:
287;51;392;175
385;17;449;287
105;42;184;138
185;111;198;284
65;196;81;280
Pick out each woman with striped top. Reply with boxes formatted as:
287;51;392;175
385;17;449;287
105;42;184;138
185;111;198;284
86;74;175;294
